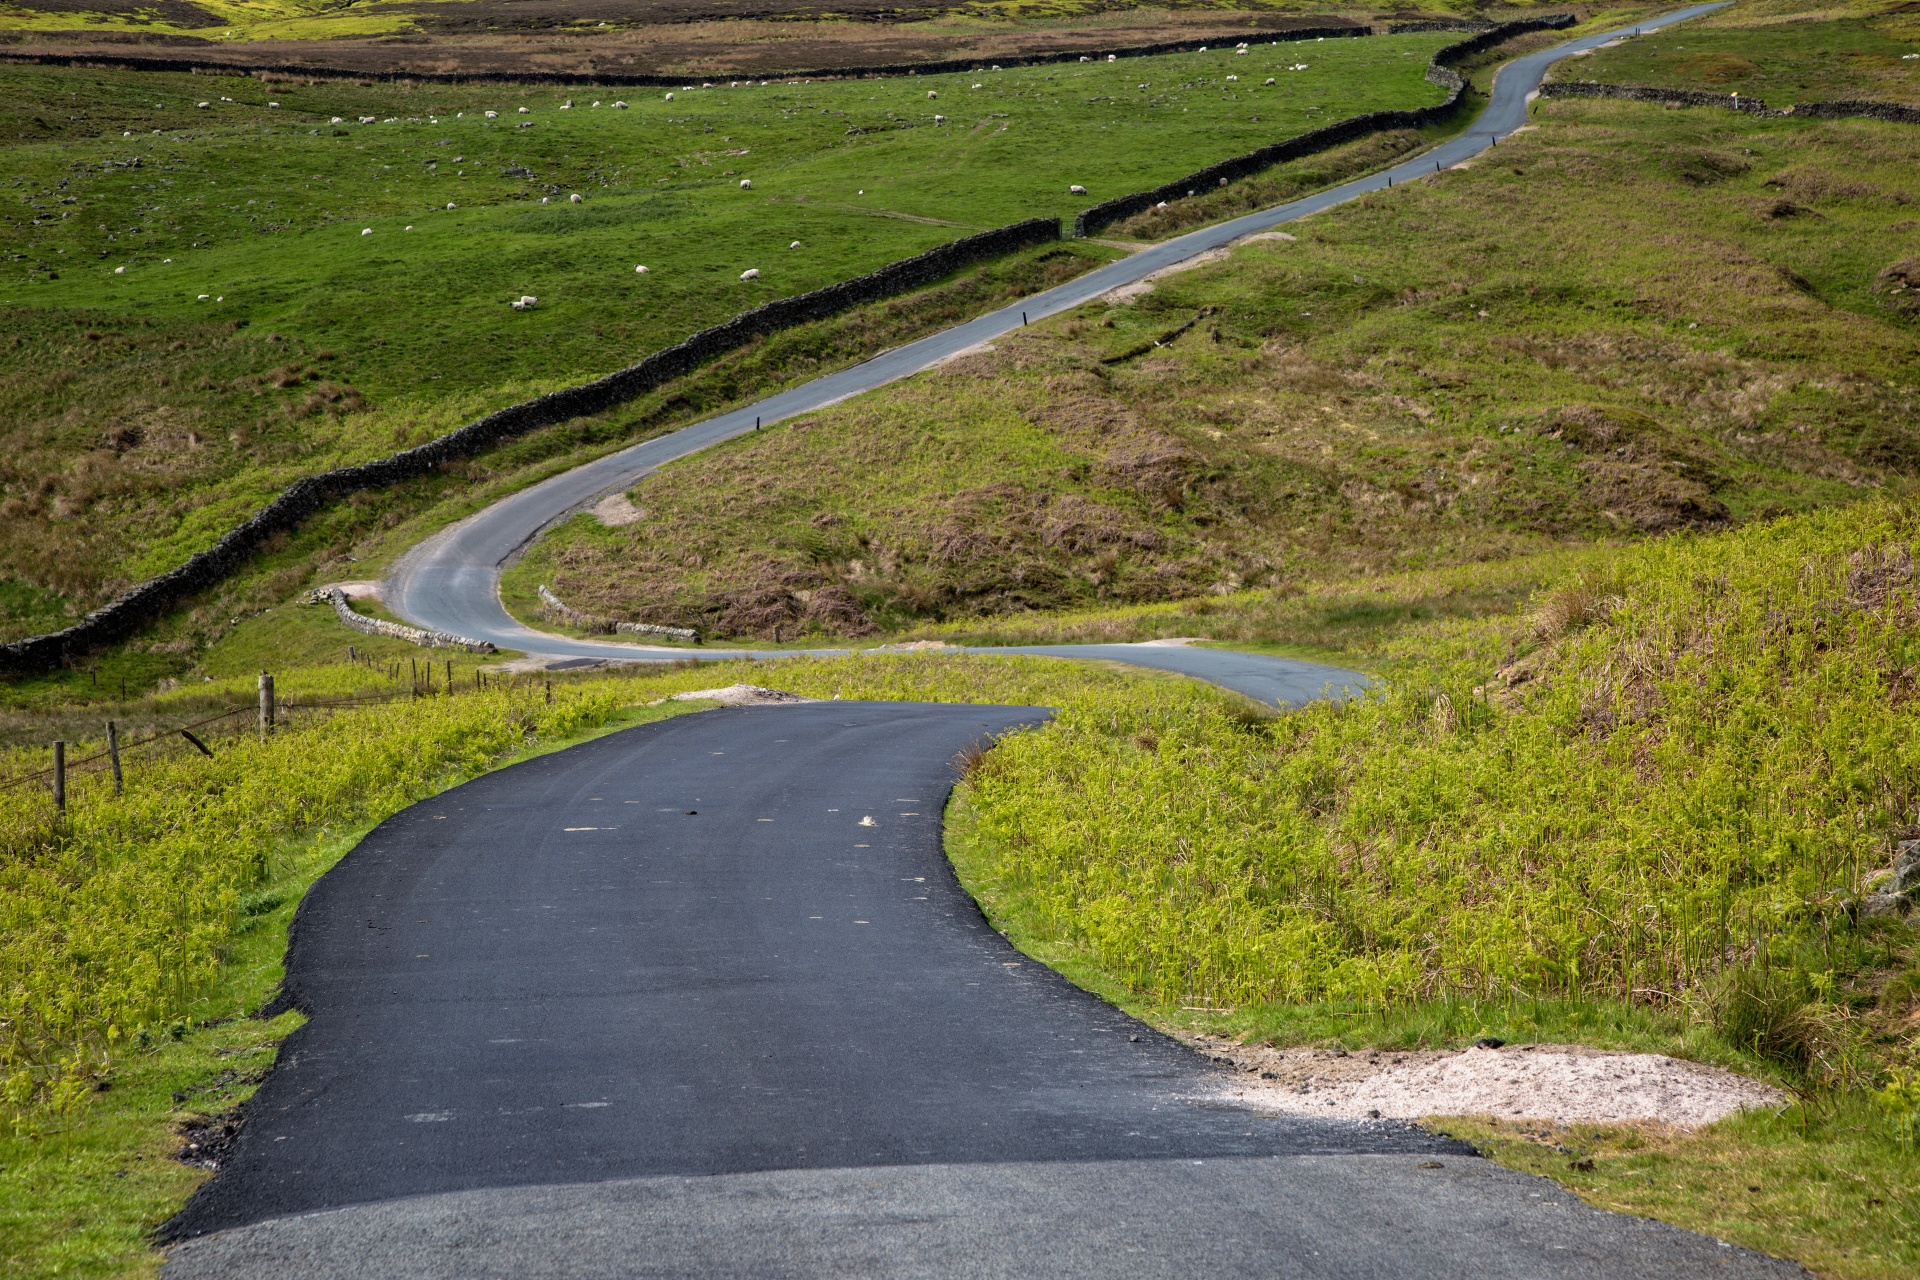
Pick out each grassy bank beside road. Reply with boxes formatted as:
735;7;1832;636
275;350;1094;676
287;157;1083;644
946;499;1920;1278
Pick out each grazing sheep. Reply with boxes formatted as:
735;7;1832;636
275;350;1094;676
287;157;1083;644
1265;77;1276;85
926;90;937;98
196;101;209;109
790;240;800;249
541;196;550;204
1107;54;1116;62
933;114;945;123
114;265;125;274
447;202;456;209
361;228;372;235
740;178;752;189
613;101;629;109
511;295;538;310
331;116;343;124
1155;201;1169;208
1227;74;1238;81
518;107;530;114
972;82;983;89
1079;56;1090;63
1235;47;1248;55
561;99;573;109
1069;184;1086;194
570;193;582;203
484;110;498;118
635;265;649;273
663;93;673;101
268;101;280;108
741;268;760;280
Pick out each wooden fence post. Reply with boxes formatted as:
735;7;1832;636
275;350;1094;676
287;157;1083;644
259;672;276;740
53;741;65;812
107;721;123;796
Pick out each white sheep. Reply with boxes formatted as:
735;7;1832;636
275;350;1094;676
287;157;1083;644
511;295;538;310
518;107;530;114
740;178;752;189
331;116;343;124
927;90;937;98
663;93;673;101
268;101;280;108
196;101;209;109
541;196;550;204
484;110;498;118
570;192;582;203
447;202;456;209
361;228;372;235
1069;184;1086;194
1107;54;1116;62
790;240;800;248
741;268;760;280
933;114;945;123
613;101;628;109
1155;201;1169;208
1265;77;1276;85
114;265;125;274
593;100;603;107
1227;74;1238;81
972;82;983;89
635;264;649;273
561;100;573;109
1235;47;1248;55
1080;56;1090;62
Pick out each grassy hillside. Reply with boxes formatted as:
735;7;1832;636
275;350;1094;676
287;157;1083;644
1555;2;1920;105
509;94;1920;639
0;34;1454;639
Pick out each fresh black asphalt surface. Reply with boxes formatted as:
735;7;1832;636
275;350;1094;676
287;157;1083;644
165;702;1803;1278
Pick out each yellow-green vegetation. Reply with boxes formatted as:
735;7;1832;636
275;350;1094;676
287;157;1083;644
1563;2;1920;105
513;96;1920;640
942;499;1920;1277
0;648;1148;1278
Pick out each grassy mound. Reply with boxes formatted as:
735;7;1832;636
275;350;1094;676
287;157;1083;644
511;94;1920;639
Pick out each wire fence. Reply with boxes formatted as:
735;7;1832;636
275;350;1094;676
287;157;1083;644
0;657;539;801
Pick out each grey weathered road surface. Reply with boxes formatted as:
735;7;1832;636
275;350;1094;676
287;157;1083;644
164;703;1801;1278
384;5;1728;702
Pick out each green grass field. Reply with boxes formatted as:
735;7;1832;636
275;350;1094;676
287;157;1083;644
1559;8;1920;105
506;94;1920;640
0;33;1455;641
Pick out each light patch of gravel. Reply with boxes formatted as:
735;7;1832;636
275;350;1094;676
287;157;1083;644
1190;1037;1784;1130
667;684;816;706
592;493;646;527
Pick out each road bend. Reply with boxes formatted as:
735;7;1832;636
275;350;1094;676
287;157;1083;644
384;5;1729;704
164;702;1797;1278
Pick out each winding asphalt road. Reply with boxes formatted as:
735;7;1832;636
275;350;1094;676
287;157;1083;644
164;702;1801;1278
385;3;1728;707
162;14;1801;1274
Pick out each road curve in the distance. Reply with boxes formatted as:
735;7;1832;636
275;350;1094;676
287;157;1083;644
383;5;1727;701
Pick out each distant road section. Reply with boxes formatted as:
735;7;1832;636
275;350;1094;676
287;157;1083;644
386;5;1729;699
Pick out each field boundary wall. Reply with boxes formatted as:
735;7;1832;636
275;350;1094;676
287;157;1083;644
0;218;1058;673
0;25;1367;87
1072;14;1577;237
1541;80;1920;124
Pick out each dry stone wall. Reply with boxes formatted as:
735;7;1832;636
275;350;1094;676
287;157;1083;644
1072;15;1577;237
0;218;1056;673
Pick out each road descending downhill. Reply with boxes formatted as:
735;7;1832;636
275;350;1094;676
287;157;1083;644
163;703;1803;1278
384;5;1731;696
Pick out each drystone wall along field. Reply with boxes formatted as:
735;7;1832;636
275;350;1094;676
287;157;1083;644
0;218;1058;676
1074;15;1576;237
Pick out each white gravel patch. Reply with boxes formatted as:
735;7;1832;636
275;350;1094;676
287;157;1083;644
668;684;816;706
1194;1039;1784;1129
